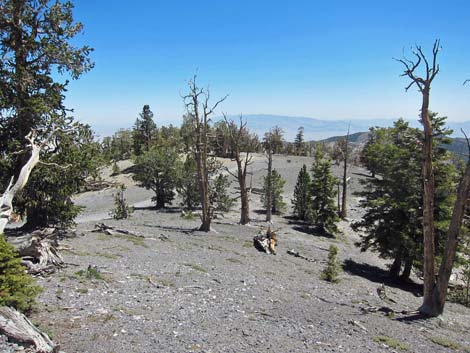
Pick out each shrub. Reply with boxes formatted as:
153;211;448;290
0;235;41;312
321;245;341;283
110;185;133;220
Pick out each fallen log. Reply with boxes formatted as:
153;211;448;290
92;223;144;238
287;249;317;263
0;306;58;353
6;228;64;275
83;179;118;192
253;228;277;255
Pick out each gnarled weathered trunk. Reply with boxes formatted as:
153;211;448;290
0;132;41;234
0;306;58;353
419;90;437;314
266;149;273;223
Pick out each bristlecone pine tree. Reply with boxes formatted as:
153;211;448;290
396;40;470;316
262;169;286;215
177;156;201;211
309;149;339;233
292;164;311;220
182;76;228;231
0;0;94;229
353;117;456;281
133;147;181;209
321;244;341;283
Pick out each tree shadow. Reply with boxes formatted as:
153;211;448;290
342;259;422;296
253;209;284;217
352;171;375;179
121;165;139;174
142;223;195;235
133;205;181;213
395;312;429;323
292;224;335;239
283;215;310;227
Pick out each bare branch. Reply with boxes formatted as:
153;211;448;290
225;167;238;179
38;161;71;169
461;129;470;160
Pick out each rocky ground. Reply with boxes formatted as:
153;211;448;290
4;155;470;353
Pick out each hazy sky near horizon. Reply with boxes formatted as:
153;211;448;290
64;0;470;135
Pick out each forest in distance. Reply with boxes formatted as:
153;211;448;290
1;1;470;353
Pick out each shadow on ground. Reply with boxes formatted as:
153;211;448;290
292;224;335;239
342;259;422;297
134;206;181;213
352;171;374;179
142;223;195;235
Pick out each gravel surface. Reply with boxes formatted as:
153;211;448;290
3;156;470;353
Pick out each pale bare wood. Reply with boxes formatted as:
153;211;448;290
0;306;58;353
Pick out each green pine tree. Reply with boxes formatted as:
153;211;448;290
133;147;181;209
210;174;235;215
177;155;201;211
262;169;286;214
110;184;133;220
294;126;306;156
353;116;458;280
309;149;339;233
292;164;311;220
321;245;341;283
0;0;94;229
0;235;41;312
133;105;157;155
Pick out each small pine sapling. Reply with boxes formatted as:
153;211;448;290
110;185;133;220
0;235;42;312
111;161;120;176
321;245;341;283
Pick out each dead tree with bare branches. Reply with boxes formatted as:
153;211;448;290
340;124;350;218
223;115;258;225
398;40;470;316
183;76;228;232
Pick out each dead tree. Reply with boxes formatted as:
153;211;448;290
398;40;470;316
223;115;257;225
340;124;350;218
263;133;274;223
183;75;227;231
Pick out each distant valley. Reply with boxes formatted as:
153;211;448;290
219;114;470;142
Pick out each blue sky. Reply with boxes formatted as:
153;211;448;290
64;0;470;136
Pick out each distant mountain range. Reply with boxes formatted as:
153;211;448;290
219;114;470;142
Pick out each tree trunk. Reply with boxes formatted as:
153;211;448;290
198;115;211;232
419;90;438;314
401;257;413;281
341;128;350;218
238;159;250;225
389;252;402;278
155;186;165;209
420;159;470;316
266;150;273;222
0;134;41;234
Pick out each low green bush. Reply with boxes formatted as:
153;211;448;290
0;235;41;312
